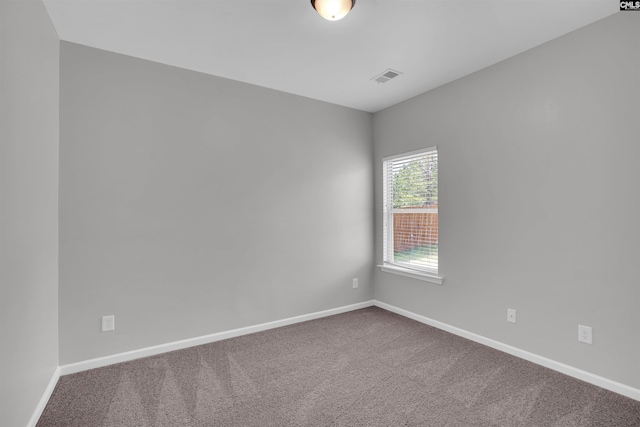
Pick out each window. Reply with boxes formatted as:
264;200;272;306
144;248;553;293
382;147;441;283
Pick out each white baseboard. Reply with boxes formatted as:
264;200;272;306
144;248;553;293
373;300;640;402
59;300;375;376
36;297;638;426
27;366;60;427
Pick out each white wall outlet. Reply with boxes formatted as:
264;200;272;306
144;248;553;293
352;278;358;289
507;308;516;323
102;315;115;332
578;325;592;344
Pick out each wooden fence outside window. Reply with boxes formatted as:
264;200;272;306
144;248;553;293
393;206;438;252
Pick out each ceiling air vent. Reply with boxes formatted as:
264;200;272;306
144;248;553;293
372;69;403;84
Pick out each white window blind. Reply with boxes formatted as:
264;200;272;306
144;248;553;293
383;147;438;274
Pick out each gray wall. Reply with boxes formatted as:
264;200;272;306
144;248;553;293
373;13;640;389
0;1;60;426
59;43;374;364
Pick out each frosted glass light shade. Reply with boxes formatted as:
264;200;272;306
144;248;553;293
311;0;355;21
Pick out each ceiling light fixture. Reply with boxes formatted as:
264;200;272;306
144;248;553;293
311;0;355;21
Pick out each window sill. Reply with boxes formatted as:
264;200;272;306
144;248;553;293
378;264;444;285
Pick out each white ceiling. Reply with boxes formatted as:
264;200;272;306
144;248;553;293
43;0;618;113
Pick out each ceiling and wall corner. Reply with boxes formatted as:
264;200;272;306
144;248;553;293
42;0;618;113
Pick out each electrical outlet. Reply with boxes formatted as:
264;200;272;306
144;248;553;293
102;315;115;332
352;278;358;289
578;325;592;344
507;308;516;323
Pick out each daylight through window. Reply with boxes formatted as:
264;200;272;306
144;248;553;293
383;147;438;274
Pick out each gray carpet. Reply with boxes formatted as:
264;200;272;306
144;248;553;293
38;307;640;426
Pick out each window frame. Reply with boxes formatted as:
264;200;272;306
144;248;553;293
380;146;443;285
